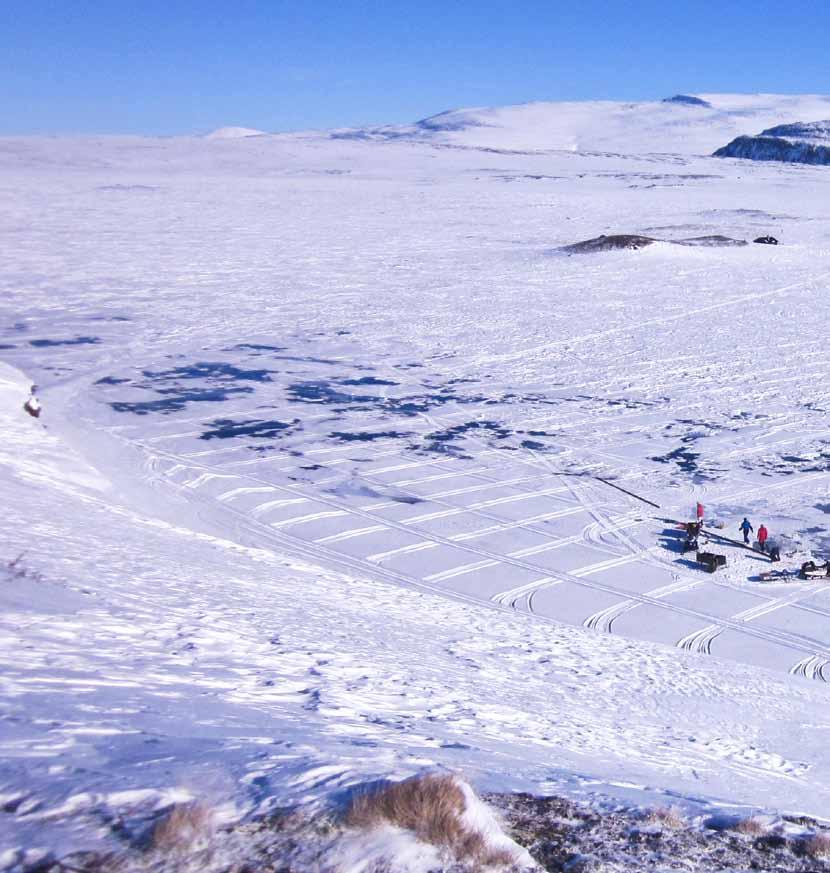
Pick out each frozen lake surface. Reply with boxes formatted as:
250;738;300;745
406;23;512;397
2;93;830;860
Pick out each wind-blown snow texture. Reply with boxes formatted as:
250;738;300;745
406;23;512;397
2;92;830;864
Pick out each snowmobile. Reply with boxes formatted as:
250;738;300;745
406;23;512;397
682;521;700;553
799;560;830;580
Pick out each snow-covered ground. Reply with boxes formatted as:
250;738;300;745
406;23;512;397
2;93;830;865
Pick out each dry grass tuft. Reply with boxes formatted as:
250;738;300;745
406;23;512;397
345;774;516;868
733;816;766;836
805;832;830;858
644;806;686;830
150;802;214;853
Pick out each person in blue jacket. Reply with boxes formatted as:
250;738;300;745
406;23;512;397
739;517;753;544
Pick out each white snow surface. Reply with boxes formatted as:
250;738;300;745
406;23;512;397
204;126;267;139
2;92;830;861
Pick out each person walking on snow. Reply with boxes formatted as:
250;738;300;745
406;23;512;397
739;517;753;544
757;524;769;553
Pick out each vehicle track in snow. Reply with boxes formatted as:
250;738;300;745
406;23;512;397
677;583;830;668
789;655;830;683
123;438;830;669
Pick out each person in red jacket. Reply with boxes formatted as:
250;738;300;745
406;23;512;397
757;524;769;553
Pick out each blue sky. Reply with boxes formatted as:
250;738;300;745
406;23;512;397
3;0;829;135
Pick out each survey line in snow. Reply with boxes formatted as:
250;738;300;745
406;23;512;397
133;441;830;663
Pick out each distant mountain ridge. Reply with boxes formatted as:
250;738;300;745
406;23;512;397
326;94;830;156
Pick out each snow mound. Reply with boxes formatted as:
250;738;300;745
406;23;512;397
204;127;266;140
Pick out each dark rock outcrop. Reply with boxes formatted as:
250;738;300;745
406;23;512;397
714;134;830;165
560;233;747;254
561;234;657;253
662;95;712;108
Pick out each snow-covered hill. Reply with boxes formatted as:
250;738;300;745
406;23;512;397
331;93;830;155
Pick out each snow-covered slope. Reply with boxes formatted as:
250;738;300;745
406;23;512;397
3;97;830;866
332;93;830;155
4;357;830;861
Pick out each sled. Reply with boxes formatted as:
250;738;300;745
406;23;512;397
696;551;726;573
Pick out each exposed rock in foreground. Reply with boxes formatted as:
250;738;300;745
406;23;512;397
26;791;830;872
560;233;748;254
491;792;830;872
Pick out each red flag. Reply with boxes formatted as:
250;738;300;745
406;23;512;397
696;502;704;520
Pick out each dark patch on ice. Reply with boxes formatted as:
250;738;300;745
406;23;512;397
338;376;399;386
330;430;414;442
287;380;488;416
29;336;101;347
111;386;253;415
199;418;297;440
418;420;512;457
664;419;729;442
651;446;720;481
0;344;16;350
520;440;546;450
816;503;830;514
288;381;376;406
95;376;131;385
143;362;273;382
